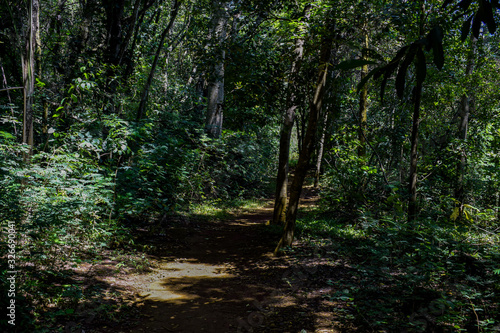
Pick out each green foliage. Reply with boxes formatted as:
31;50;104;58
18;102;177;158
295;209;500;332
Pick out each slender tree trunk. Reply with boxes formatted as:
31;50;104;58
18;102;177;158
358;31;369;158
22;0;39;161
407;80;422;223
275;18;334;254
136;0;181;121
118;0;142;66
205;1;228;138
314;111;329;188
455;35;476;207
407;1;425;223
272;4;311;225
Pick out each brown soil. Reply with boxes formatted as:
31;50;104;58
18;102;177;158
84;197;342;333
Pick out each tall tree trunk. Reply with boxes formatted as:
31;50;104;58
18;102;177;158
205;1;228;138
407;1;425;224
22;0;39;161
103;0;126;66
455;35;477;207
358;30;369;158
136;0;181;121
272;4;311;225
275;18;334;254
314;111;328;188
407;79;423;223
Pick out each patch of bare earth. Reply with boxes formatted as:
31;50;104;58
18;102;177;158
81;195;346;333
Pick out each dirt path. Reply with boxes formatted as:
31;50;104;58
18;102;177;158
89;199;341;333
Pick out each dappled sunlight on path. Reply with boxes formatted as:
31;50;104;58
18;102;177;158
92;197;341;333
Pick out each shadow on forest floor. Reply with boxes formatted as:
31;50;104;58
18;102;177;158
64;195;349;333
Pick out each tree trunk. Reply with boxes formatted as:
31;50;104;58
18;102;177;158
22;0;39;161
205;1;228;138
275;18;334;254
455;35;476;207
272;4;311;225
407;83;422;222
314;111;330;188
136;0;181;121
103;0;126;66
358;31;369;158
407;1;425;224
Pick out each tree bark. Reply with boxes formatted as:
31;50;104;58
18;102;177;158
314;111;328;188
103;0;126;66
407;80;423;223
455;35;476;207
205;1;228;138
136;0;181;121
275;18;334;254
358;31;369;158
22;0;39;161
272;4;311;225
407;1;425;224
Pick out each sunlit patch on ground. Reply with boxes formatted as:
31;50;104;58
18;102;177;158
134;260;234;302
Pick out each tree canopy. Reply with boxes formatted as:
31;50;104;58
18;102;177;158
1;0;500;331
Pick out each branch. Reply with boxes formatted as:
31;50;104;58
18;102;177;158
0;87;24;92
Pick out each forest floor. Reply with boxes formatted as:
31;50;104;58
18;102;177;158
76;189;350;333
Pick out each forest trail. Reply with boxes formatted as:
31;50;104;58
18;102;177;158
90;195;341;333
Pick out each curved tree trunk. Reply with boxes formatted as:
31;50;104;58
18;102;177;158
272;4;311;225
275;17;334;254
136;0;181;121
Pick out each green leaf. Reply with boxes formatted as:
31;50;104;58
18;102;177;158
472;12;482;38
461;16;473;41
336;59;377;71
396;46;416;99
380;62;399;103
0;131;15;139
71;94;78;103
450;207;460;221
362;47;384;61
415;47;427;84
428;26;444;70
356;67;383;93
482;0;497;34
391;45;411;64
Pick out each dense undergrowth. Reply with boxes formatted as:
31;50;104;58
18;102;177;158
0;113;277;331
293;197;500;332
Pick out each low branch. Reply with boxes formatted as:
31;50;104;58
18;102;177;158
0;87;24;92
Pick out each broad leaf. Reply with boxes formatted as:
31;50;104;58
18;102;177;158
461;16;473;41
356;66;383;93
335;59;377;70
362;47;385;61
428;26;444;70
415;47;427;84
380;61;401;103
396;46;416;99
472;12;482;38
482;0;497;33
